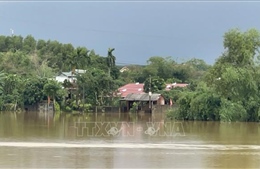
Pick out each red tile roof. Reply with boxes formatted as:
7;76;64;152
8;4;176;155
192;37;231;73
117;82;189;97
117;83;145;97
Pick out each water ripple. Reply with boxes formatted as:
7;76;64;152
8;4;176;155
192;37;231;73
0;142;259;151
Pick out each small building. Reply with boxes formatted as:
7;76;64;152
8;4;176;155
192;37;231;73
55;69;86;83
120;66;130;73
120;93;165;112
165;83;189;90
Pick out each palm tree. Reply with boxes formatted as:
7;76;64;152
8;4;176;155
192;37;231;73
107;48;115;77
75;47;90;70
66;47;90;81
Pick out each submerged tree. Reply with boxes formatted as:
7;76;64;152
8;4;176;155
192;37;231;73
43;80;63;105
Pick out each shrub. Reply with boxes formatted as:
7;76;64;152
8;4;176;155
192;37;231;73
54;102;60;113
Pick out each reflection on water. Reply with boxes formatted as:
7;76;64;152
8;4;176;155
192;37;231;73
0;111;260;168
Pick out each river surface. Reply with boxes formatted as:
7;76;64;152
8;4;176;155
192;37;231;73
0;111;260;168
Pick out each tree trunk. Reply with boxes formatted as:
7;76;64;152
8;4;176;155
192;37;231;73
14;101;17;111
53;94;55;104
108;67;111;77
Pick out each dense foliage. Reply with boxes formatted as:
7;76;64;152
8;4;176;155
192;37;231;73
168;28;260;122
0;35;121;111
0;34;210;113
2;29;258;122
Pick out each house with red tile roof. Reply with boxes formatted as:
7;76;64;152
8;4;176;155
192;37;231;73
117;83;145;98
117;82;188;98
117;82;188;113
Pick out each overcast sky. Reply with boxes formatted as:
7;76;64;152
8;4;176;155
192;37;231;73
0;1;259;65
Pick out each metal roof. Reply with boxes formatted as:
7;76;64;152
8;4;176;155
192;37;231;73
59;69;87;77
122;93;162;101
61;72;73;77
75;69;87;74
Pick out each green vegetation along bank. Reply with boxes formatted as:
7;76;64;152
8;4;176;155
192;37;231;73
2;28;260;122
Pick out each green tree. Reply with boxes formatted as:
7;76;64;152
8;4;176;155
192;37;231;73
63;43;76;72
142;56;177;81
107;48;116;77
173;28;260;122
0;36;6;52
23;35;37;53
172;64;192;83
76;68;119;107
185;58;210;71
75;47;91;69
0;71;6;94
143;76;166;93
43;80;63;105
23;77;48;105
205;28;260;121
2;74;24;111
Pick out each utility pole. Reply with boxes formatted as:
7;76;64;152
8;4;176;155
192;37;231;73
149;75;152;113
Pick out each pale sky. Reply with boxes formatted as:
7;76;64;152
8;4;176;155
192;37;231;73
0;1;259;65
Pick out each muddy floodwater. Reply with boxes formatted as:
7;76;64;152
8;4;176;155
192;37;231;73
0;111;260;168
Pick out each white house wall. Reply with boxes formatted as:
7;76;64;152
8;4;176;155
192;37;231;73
55;76;67;83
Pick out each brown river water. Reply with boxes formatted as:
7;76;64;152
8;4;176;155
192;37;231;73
0;111;260;168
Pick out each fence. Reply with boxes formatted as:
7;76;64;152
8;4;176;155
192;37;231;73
38;102;54;112
92;105;172;113
93;106;122;113
152;105;172;113
24;102;54;112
